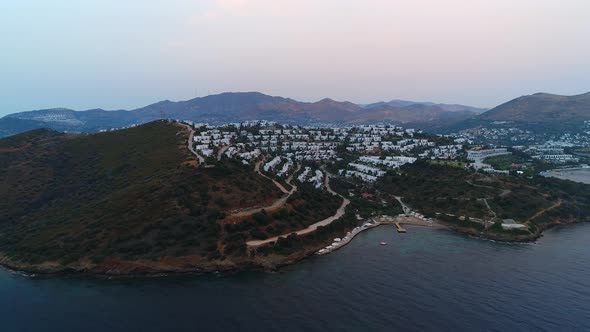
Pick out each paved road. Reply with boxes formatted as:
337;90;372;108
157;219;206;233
247;173;350;248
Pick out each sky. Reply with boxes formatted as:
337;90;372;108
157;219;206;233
1;0;589;115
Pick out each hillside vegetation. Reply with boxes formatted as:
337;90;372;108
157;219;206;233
0;121;284;272
376;161;590;240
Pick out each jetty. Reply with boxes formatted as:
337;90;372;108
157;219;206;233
394;222;407;233
316;220;380;255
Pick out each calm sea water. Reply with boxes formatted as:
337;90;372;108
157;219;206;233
2;224;590;332
542;168;590;184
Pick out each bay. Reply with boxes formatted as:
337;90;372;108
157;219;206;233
2;224;590;331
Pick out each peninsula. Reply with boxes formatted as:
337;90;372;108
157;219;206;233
1;118;589;275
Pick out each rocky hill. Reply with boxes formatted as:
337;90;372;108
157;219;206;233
0;121;286;274
480;92;590;123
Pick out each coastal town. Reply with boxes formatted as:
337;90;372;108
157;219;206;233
186;120;464;182
168;119;590;254
184;119;589;181
452;120;590;147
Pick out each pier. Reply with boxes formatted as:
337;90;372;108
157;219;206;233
394;222;407;233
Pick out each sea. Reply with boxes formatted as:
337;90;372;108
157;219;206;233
541;167;590;184
2;224;590;332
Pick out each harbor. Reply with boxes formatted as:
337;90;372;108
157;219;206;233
316;213;440;255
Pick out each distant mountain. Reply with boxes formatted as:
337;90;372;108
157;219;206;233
4;107;140;133
365;100;487;114
1;92;481;137
358;104;478;125
0;117;47;137
480;92;590;123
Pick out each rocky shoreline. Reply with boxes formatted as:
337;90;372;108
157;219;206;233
1;217;584;277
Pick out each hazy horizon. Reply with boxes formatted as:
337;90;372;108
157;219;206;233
1;0;589;116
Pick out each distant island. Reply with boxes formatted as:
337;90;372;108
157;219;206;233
1;115;589;275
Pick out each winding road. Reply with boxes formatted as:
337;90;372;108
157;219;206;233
246;173;350;248
224;163;300;219
254;159;291;194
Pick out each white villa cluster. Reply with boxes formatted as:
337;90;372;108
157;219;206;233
341;156;417;182
466;148;512;175
182;120;478;183
277;159;294;177
263;156;282;172
261;156;296;178
193;128;237;157
527;144;579;163
190;122;426;165
467;148;510;161
183;120;554;185
297;167;324;189
420;144;464;159
343;126;433;153
359;156;417;167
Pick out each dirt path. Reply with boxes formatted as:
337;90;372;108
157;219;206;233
217;145;229;161
225;163;300;219
246;174;350;248
227;191;294;219
255;159;290;194
178;123;205;164
465;179;511;196
394;196;412;214
526;199;562;223
481;198;497;219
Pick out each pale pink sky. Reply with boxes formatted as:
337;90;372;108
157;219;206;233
1;0;589;114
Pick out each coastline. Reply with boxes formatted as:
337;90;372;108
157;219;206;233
540;167;590;184
316;220;382;256
1;216;585;278
316;214;445;256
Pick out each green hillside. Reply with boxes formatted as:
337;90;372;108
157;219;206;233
0;121;283;272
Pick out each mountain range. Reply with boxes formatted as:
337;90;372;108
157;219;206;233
0;93;483;137
1;91;589;137
364;100;487;113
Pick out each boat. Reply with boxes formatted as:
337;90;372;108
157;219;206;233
380;242;387;246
